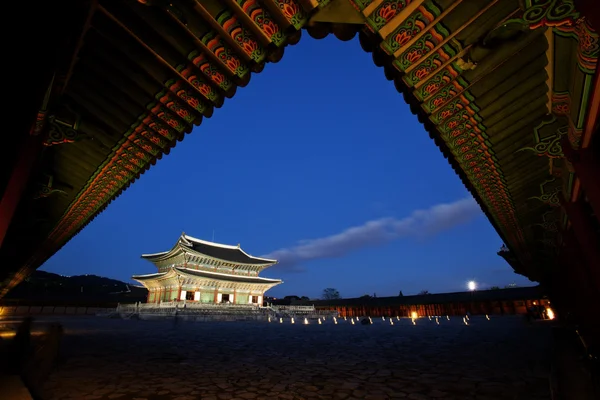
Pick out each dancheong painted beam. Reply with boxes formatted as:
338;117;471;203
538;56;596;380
2;0;600;352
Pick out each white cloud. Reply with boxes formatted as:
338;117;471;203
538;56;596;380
264;197;481;270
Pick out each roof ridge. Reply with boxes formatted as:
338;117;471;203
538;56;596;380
182;234;240;249
182;234;277;263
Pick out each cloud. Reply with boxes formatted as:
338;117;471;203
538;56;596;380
264;197;481;270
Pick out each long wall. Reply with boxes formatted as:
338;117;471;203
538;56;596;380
316;298;550;317
0;305;114;316
304;287;549;317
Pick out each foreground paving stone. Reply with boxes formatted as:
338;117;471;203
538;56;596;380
38;315;552;400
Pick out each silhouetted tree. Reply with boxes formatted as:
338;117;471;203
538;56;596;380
418;290;430;295
359;294;372;299
300;296;310;301
398;290;404;297
322;288;341;300
489;286;500;290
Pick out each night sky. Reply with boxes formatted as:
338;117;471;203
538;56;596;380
40;35;534;299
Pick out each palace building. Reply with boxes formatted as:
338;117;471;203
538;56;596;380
133;233;282;305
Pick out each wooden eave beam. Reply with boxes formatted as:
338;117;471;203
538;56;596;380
80;56;200;124
98;5;220;109
222;0;271;45
392;0;463;58
261;0;293;30
414;6;521;91
191;0;252;62
406;0;500;74
423;29;545;111
163;10;238;80
61;0;98;95
378;0;426;39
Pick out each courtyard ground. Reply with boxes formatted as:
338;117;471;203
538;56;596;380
35;315;551;400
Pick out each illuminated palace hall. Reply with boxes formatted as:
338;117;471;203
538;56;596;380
133;234;282;304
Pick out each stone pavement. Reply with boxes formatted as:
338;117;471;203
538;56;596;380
39;315;552;400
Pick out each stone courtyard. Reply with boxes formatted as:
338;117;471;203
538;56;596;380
37;315;551;400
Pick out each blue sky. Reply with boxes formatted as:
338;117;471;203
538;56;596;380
41;35;534;298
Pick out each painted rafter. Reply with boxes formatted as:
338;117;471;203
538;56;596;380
99;5;225;108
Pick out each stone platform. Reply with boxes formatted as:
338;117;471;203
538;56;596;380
39;315;552;400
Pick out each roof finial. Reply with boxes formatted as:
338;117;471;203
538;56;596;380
237;243;240;248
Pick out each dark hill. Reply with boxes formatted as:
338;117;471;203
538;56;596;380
2;270;147;305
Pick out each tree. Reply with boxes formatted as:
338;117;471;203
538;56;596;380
322;288;341;300
398;290;404;297
418;290;430;295
300;296;310;301
489;286;500;290
359;294;372;299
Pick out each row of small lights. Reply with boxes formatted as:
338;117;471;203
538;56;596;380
267;313;494;325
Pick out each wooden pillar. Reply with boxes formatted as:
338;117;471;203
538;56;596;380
562;139;600;224
214;288;219;303
558;229;600;353
560;195;600;286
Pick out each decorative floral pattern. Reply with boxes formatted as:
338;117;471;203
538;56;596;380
554;17;599;73
44;117;81;147
394;26;447;71
142;115;176;141
156;92;196;124
189;53;234;91
218;11;265;62
403;46;457;87
178;65;220;104
422;77;469;113
523;0;579;30
237;0;285;46
200;34;248;77
529;178;562;207
379;5;438;54
551;92;571;115
273;0;307;29
413;66;459;101
367;0;411;31
163;81;209;115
